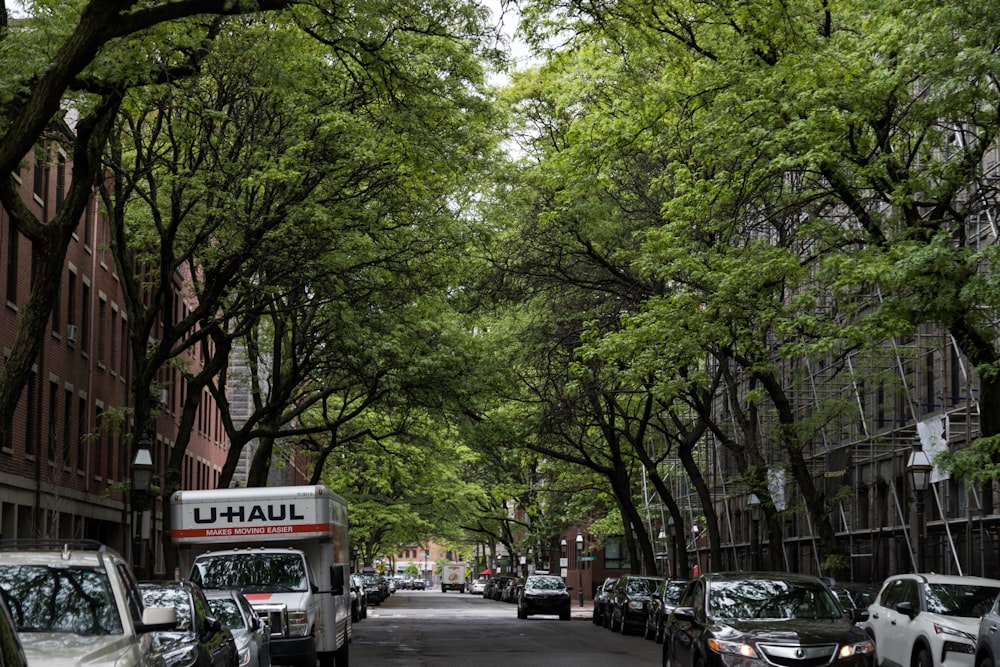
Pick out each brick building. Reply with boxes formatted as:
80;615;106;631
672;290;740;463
0;131;227;573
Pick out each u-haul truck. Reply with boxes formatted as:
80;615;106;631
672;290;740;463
171;485;349;667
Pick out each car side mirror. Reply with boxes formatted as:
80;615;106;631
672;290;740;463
895;601;916;618
672;606;695;623
331;565;346;596
138;607;177;633
851;608;870;623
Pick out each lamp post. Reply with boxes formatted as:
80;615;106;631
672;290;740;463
906;442;932;573
575;530;584;607
691;524;700;577
424;550;430;584
657;528;667;576
667;516;675;576
130;436;153;574
747;494;761;571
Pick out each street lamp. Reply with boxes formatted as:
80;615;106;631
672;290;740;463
691;524;700;577
747;494;761;571
130;437;153;574
424;550;430;584
906;442;932;572
575;530;584;608
666;516;675;576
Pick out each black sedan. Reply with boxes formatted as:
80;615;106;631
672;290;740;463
645;578;688;643
608;575;664;635
517;575;572;621
663;572;874;667
140;580;238;667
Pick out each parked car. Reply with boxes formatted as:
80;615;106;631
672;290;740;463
140;580;238;667
976;591;1000;667
204;589;271;667
349;575;368;621
412;578;427;590
360;574;383;606
470;577;487;595
664;572;874;667
501;577;522;603
492;576;515;601
607;574;664;635
645;577;688;643
517;574;572;621
0;539;177;667
593;577;617;627
863;573;1000;667
828;581;878;620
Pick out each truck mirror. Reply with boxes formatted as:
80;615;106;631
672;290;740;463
331;564;345;596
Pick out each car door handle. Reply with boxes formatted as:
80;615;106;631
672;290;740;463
989;624;998;634
871;613;879;619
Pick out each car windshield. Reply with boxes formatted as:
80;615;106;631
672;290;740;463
709;579;842;621
0;565;123;635
140;587;192;630
627;578;660;594
207;598;244;630
923;583;1000;617
527;577;565;590
192;553;308;593
663;581;687;603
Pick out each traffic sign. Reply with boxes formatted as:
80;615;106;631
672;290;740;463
579;556;596;561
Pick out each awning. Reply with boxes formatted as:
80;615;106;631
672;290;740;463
480;568;493;575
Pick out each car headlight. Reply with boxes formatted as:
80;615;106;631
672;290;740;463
628;601;645;611
839;640;876;658
709;637;760;659
933;622;976;642
288;611;309;637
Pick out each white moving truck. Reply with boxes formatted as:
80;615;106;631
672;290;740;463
441;562;467;593
171;485;350;667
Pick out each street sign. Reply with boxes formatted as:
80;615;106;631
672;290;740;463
579;556;596;561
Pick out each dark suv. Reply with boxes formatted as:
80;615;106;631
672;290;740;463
664;572;874;667
607;574;664;635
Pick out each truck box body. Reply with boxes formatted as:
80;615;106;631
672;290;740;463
441;562;467;593
171;485;349;667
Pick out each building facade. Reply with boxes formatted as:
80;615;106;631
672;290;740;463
0;135;228;573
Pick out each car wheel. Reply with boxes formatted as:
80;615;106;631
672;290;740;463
655;619;664;644
560;610;571;621
602;608;611;628
592;608;601;625
517;606;527;619
644;618;654;640
611;610;622;633
914;647;932;667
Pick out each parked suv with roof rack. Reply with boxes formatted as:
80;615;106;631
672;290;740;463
0;539;177;667
863;572;1000;667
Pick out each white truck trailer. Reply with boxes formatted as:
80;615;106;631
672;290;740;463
171;485;350;667
441;562;467;593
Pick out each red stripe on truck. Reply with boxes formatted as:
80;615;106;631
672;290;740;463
170;522;331;539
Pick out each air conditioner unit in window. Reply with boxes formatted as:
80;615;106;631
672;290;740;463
66;324;78;342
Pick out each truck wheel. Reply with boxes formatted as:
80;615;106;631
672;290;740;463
332;641;350;667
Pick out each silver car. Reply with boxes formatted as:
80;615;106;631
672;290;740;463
205;589;271;667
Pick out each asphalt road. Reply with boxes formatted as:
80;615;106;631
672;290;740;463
348;589;661;666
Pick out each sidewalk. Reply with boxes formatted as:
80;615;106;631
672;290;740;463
570;600;595;620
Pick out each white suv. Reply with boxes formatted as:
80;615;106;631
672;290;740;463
864;573;1000;667
0;540;177;667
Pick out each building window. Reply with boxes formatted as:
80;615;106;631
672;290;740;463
97;297;106;366
55;154;65;212
81;282;90;350
50;279;60;335
6;218;17;304
109;307;118;375
32;146;45;201
93;407;103;479
603;540;628;569
47;380;58;461
24;372;35;456
62;388;72;465
66;271;77;339
77;396;86;473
